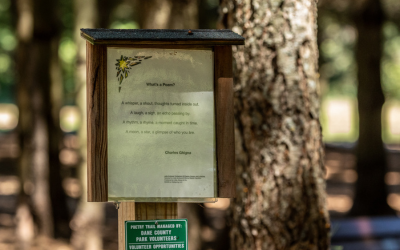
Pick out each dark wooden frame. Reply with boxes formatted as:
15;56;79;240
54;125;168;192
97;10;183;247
86;40;238;202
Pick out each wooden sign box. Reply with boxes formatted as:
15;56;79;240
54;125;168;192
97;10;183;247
81;29;244;202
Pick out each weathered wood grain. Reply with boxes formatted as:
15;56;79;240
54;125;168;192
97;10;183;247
86;41;108;202
214;46;236;198
118;202;136;250
135;203;178;220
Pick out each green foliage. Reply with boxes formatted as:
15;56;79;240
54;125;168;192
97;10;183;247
0;0;10;11
319;13;357;98
382;22;400;100
59;38;76;64
0;0;221;104
318;13;400;143
0;54;10;73
0;0;15;103
110;21;139;29
109;2;138;29
58;0;75;105
0;28;16;51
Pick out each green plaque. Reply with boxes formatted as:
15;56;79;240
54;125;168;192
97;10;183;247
125;219;188;250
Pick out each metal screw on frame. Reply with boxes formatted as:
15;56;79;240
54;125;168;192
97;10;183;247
113;201;121;209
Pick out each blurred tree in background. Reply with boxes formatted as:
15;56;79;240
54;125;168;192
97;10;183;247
319;0;400;216
139;0;199;29
351;0;391;216
69;0;108;249
14;0;71;248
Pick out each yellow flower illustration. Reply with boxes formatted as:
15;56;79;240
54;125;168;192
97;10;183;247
119;59;128;71
115;55;152;92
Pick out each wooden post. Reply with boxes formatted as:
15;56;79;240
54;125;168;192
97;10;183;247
214;46;235;198
86;41;108;202
118;202;178;250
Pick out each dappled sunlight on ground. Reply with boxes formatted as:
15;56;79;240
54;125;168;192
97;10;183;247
0;176;19;196
62;178;81;198
387;104;400;136
387;193;400;211
0;104;18;131
0;133;19;159
385;172;400;185
0;132;400;249
204;198;230;210
327;195;353;213
59;149;80;166
324;99;353;135
0;230;75;250
0;213;14;227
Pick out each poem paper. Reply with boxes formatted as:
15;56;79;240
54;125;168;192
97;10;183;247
107;48;215;200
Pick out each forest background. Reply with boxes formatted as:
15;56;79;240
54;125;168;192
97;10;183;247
0;0;400;249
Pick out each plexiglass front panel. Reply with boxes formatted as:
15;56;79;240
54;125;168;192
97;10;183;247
107;47;216;202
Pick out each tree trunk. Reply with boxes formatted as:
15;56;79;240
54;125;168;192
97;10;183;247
15;0;70;244
350;0;393;216
168;0;199;29
69;0;105;249
220;0;330;249
177;204;204;250
97;0;121;28
139;0;198;29
48;30;72;239
15;0;36;248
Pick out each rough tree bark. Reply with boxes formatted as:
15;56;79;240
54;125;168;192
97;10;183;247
350;0;393;216
219;0;330;249
15;0;70;246
139;0;199;29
